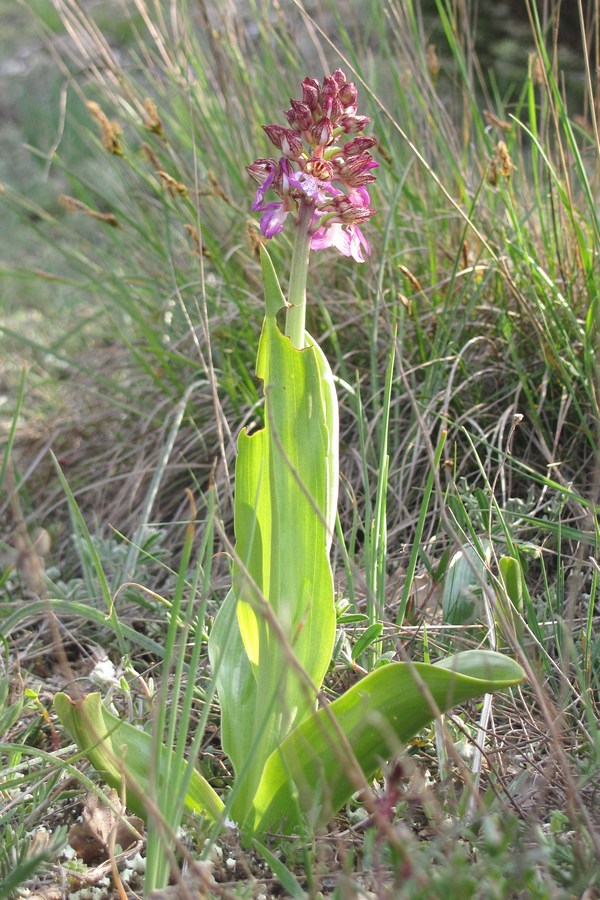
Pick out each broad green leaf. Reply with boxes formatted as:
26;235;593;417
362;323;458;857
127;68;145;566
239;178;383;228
54;692;224;823
442;542;490;625
497;555;525;642
208;246;339;822
249;650;525;834
498;556;524;613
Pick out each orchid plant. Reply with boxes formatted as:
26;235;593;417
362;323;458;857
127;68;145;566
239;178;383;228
55;71;524;843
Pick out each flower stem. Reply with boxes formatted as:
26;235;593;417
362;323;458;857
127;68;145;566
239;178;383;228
285;201;313;349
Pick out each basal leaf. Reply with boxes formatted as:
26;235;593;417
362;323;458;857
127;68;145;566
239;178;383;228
249;650;525;834
498;556;524;612
208;246;339;822
54;692;224;823
442;543;490;625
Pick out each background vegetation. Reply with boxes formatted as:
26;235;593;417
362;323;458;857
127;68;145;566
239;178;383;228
1;0;599;896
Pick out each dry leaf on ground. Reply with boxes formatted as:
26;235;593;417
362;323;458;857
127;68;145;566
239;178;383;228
68;789;143;866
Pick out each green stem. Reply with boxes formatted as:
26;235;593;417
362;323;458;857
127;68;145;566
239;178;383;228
285;201;313;349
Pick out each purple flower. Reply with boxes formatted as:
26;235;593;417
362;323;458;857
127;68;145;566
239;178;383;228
247;158;277;210
310;187;375;262
335;152;379;187
310;222;370;263
247;69;378;261
248;159;306;237
248;158;304;201
258;201;292;237
295;172;342;203
322;186;376;224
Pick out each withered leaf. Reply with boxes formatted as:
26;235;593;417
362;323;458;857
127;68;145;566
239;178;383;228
68;789;143;865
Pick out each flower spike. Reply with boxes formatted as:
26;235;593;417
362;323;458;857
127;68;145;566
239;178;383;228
247;69;377;262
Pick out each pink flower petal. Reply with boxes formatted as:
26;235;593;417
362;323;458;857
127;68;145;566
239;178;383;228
260;202;289;237
310;222;370;262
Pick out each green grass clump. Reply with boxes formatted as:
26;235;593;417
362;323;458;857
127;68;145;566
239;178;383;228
1;0;599;895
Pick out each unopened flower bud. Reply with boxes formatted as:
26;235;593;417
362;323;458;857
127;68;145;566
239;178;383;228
331;68;347;89
310;116;333;147
286;99;313;131
321;75;339;103
329;98;343;124
263;125;303;159
338;81;358;108
344;136;376;157
338;114;371;134
274;157;294;193
301;77;320;110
